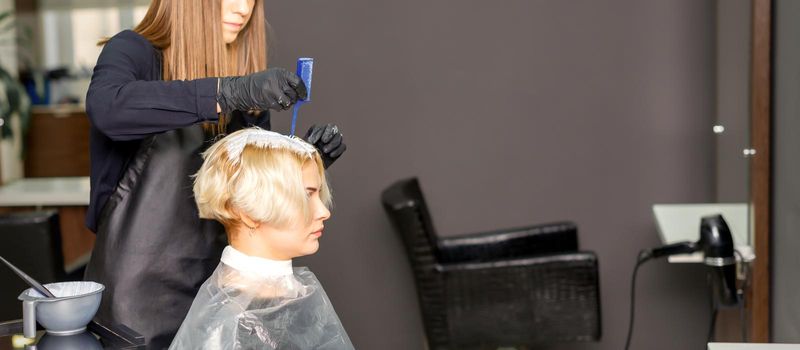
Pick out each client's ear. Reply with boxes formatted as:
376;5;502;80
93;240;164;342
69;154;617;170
238;211;261;230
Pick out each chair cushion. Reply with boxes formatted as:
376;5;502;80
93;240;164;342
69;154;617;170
436;222;578;264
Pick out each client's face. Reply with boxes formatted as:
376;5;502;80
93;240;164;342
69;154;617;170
261;160;330;259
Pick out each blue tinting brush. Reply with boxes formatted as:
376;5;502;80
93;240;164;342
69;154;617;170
290;57;313;136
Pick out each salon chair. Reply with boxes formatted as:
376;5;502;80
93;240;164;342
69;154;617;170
0;211;68;321
382;178;601;349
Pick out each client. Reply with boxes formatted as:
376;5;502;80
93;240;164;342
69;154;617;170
169;128;353;349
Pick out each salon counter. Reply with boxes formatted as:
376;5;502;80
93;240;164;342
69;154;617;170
0;177;89;207
709;343;800;349
0;177;93;272
0;319;144;349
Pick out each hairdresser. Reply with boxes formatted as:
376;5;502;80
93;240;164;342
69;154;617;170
82;0;346;348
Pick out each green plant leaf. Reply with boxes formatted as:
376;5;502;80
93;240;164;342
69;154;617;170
0;19;15;34
0;10;13;35
15;29;28;41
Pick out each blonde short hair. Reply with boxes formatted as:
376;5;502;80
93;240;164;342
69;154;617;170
193;129;331;229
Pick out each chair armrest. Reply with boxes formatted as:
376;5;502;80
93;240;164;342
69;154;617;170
436;221;578;264
438;252;601;346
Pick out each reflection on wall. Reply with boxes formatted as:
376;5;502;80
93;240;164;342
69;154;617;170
0;0;16;74
40;5;147;70
714;0;751;204
17;0;148;105
0;0;23;184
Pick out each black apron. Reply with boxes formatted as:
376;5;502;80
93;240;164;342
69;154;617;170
85;113;269;349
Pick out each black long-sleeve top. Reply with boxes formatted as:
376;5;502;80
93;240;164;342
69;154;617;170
85;30;270;231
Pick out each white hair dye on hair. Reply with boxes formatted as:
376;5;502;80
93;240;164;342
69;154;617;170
192;128;331;229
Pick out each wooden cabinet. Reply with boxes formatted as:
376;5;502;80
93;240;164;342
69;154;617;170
24;105;90;178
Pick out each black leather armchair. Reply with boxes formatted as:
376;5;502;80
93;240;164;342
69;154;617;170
381;178;601;349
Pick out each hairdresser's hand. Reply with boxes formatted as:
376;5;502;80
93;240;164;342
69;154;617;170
217;68;307;114
305;124;346;169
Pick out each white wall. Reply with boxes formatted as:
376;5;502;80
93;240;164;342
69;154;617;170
0;0;23;184
0;0;17;75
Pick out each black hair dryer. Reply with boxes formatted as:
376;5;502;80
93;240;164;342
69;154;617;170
699;214;739;307
647;214;739;307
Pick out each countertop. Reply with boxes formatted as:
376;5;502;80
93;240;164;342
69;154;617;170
0;177;90;207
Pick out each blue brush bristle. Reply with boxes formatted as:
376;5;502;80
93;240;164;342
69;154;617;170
297;58;313;102
291;58;313;135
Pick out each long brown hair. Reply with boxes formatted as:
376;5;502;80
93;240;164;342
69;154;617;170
104;0;268;134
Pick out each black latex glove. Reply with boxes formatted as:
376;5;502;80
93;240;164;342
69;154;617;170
217;68;307;114
305;124;347;169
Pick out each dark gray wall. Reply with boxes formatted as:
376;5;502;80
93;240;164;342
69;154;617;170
268;1;716;349
772;0;800;342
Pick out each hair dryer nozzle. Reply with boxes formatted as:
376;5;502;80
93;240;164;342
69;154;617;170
647;241;698;260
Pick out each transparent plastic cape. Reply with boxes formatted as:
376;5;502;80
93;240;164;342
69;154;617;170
169;262;354;350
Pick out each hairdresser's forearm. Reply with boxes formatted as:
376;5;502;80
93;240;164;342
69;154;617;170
87;77;219;141
88;37;219;141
